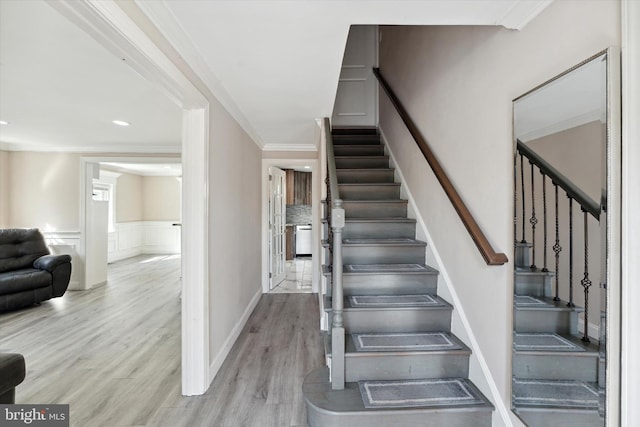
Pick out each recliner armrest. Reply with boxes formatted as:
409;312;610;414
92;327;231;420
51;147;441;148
33;254;72;273
0;353;26;404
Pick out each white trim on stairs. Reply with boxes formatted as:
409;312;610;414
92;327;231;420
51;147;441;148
380;128;514;427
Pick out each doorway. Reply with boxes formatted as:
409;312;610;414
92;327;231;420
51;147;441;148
262;158;320;295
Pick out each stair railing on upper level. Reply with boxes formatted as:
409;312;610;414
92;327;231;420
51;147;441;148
516;140;601;343
323;117;346;390
372;68;508;266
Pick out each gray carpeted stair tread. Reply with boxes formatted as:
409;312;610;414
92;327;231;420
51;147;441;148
346;294;445;309
512;379;600;410
358;377;492;409
514;295;584;312
514;332;599;354
347;332;470;354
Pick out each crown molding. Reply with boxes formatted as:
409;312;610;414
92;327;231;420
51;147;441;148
497;0;554;30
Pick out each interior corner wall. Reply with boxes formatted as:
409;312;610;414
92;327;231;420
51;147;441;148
208;96;262;368
3;151;81;231
115;172;143;222
0;150;9;228
377;0;620;425
142;175;181;221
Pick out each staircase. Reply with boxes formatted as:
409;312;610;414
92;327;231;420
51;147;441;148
302;128;494;426
512;242;604;426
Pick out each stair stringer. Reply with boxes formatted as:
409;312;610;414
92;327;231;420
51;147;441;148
380;129;514;427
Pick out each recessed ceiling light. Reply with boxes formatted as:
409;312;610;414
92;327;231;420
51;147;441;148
0;120;9;125
304;165;310;169
112;120;130;127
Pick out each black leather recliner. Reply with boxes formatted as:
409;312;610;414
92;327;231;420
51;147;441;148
0;228;72;312
0;353;26;403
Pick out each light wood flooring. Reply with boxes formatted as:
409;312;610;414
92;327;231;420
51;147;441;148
0;255;324;426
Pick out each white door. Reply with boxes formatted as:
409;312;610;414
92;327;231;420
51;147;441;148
332;25;378;127
269;167;287;289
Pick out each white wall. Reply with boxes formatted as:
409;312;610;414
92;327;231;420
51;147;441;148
116;171;144;222
142;175;181;221
0;150;9;228
2;151;81;231
208;95;263;372
378;1;620;425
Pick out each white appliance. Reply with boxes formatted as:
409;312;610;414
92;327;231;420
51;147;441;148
295;225;312;256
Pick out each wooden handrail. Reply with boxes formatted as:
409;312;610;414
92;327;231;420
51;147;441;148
517;140;600;220
373;68;508;266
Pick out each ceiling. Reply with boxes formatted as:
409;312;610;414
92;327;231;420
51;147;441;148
0;0;552;153
0;0;182;153
515;53;606;141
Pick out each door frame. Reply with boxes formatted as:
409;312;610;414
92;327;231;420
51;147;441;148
79;155;181;288
261;158;321;294
55;1;210;396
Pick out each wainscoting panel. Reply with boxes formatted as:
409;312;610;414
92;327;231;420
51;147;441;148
109;221;180;263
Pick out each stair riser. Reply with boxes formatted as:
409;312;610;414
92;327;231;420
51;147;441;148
342;221;416;239
343;202;407;218
333;145;384;156
513;353;598;381
515;273;553;298
326;274;438;297
323;221;417;240
337;169;395;183
342;274;438;296
598;356;605;388
307;407;492;427
515;243;531;269
342;308;452;333
332;135;381;145
514;408;603;427
343;245;426;265
336;157;389;169
339;185;400;200
515;310;577;334
345;353;469;382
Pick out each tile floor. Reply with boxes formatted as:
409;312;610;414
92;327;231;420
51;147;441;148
270;257;313;293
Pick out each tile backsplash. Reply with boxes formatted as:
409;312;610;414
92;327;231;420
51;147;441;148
286;204;312;225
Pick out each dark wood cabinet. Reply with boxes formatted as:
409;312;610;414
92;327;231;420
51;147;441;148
285;170;311;205
285;226;295;260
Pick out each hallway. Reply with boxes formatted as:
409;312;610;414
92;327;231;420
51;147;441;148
0;255;323;426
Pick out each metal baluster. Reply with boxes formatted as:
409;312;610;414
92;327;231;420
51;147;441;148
520;153;526;243
568;197;575;307
529;162;538;270
541;172;548;272
553;184;562;301
581;211;592;342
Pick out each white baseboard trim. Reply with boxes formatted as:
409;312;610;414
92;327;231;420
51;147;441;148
208;288;263;383
380;128;514;427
